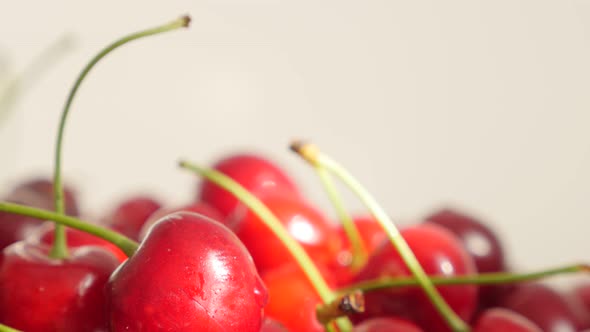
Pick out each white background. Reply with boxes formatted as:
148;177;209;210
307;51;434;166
1;1;589;279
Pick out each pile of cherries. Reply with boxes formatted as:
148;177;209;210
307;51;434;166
1;13;590;332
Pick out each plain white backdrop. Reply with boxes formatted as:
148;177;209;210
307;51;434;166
1;1;589;281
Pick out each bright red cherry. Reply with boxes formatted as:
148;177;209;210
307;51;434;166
198;153;301;218
499;283;586;332
103;195;161;241
474;308;542;332
36;224;127;263
424;208;506;274
108;212;268;331
353;223;478;332
230;195;342;274
138;201;223;241
0;240;120;331
0;178;80;250
353;317;424;332
262;263;326;332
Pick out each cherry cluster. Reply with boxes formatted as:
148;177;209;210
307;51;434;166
1;14;589;332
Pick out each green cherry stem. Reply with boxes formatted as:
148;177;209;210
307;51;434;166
50;15;191;259
178;160;353;332
290;141;469;332
0;201;139;257
337;263;590;295
298;157;368;270
0;323;22;332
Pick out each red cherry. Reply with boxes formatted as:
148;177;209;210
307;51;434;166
198;153;301;218
231;195;342;274
569;281;590;329
260;317;290;332
0;241;120;331
424;208;506;274
353;223;478;332
138;201;223;241
0;178;80;250
37;224;127;263
104;195;161;241
108;212;268;331
262;263;325;332
353;317;424;332
499;283;586;332
474;308;542;332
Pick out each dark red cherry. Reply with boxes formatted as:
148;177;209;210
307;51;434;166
138;201;223;241
499;283;587;332
103;195;161;241
0;178;80;250
198;153;301;218
353;317;424;332
0;241;120;331
262;263;326;332
568;281;590;329
353;223;478;332
231;195;342;274
260;317;290;332
108;212;268;331
474;308;542;332
424;208;506;274
37;224;127;262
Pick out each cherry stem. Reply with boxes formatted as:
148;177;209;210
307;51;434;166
294;153;368;270
0;201;139;257
316;290;365;325
178;160;354;332
290;141;470;332
338;263;590;294
0;323;21;332
50;15;191;260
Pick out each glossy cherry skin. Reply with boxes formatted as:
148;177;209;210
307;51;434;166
424;208;506;274
353;223;478;332
0;178;80;250
353;317;424;332
474;308;542;332
108;212;268;332
198;153;301;218
37;224;127;263
137;201;223;241
259;317;290;332
499;283;586;332
231;195;342;274
0;241;120;331
104;196;161;241
261;263;328;332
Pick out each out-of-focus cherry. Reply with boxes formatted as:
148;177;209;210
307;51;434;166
231;195;342;274
198;153;301;218
108;212;268;331
353;223;478;332
352;317;424;332
473;308;542;332
0;240;120;331
103;195;161;241
138;201;223;241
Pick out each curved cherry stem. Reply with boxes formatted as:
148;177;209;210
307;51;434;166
290;141;470;332
50;15;191;259
0;323;21;332
337;263;590;295
0;201;139;257
297;154;368;270
178;160;353;332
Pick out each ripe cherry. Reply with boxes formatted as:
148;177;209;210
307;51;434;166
0;240;120;331
198;153;301;218
108;212;268;331
138;201;223;241
103;195;161;241
230;195;342;274
474;308;542;332
352;317;424;332
353;223;478;332
499;283;586;332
